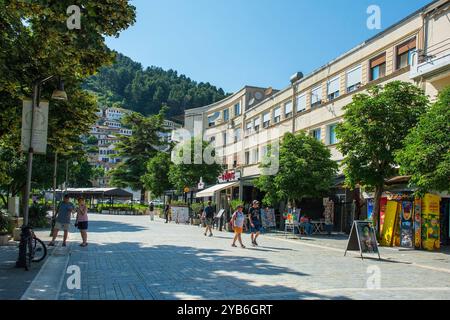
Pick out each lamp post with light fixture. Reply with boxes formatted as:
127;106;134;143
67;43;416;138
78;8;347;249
16;76;67;268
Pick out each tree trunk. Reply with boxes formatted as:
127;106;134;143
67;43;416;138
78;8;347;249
373;185;384;239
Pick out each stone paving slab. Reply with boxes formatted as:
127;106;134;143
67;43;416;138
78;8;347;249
50;214;450;300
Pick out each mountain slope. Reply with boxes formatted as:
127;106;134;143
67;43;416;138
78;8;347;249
83;53;229;117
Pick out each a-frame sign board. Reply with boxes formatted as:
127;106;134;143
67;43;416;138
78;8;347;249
344;221;381;260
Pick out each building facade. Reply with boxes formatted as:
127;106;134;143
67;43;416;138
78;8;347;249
184;0;450;223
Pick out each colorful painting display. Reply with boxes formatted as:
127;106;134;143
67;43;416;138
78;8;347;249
380;201;400;247
345;221;381;260
170;206;190;224
261;209;276;228
414;198;422;249
400;201;414;248
422;194;441;251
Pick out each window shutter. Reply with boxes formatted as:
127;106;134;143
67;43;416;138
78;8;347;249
297;94;307;111
327;77;340;94
370;53;386;68
311;86;322;104
397;37;416;55
346;66;362;87
285;101;293;114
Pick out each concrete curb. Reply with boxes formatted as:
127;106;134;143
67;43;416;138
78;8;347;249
20;243;71;300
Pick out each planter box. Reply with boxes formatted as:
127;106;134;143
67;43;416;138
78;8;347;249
12;217;24;228
0;235;9;246
13;228;21;241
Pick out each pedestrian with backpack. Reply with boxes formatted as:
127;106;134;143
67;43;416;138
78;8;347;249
231;205;246;248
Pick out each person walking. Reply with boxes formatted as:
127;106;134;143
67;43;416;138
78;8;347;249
248;200;262;247
75;197;89;247
49;194;74;247
164;203;170;223
203;201;215;237
231;205;246;248
149;201;155;221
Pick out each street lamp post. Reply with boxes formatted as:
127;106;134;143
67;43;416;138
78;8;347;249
16;76;67;268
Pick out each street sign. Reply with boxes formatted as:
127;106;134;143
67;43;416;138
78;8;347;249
345;221;381;260
198;182;205;190
21;100;49;155
184;187;190;193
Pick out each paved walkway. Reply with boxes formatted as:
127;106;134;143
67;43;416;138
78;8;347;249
19;214;450;300
0;230;53;300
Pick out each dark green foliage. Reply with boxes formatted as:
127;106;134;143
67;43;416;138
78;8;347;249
83;53;229;117
396;86;450;195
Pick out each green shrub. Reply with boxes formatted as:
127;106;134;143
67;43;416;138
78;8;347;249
0;210;13;235
29;203;50;228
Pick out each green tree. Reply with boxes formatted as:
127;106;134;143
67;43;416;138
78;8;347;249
169;139;223;192
109;110;168;198
141;152;173;198
83;53;229;117
396;86;450;195
255;132;338;207
336;81;429;235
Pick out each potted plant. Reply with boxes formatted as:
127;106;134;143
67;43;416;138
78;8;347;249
0;211;11;246
190;203;204;226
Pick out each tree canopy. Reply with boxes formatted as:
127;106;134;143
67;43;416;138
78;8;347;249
169;138;223;192
109;110;168;193
336;81;429;233
83;53;229;117
255;132;338;207
141;152;173;198
396;86;450;195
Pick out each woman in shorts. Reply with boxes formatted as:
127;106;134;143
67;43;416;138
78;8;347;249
75;197;89;247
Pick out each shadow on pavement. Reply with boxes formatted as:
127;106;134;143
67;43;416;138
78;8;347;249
60;241;350;301
88;221;147;233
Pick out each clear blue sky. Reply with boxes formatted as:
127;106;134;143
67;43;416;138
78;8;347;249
106;0;433;93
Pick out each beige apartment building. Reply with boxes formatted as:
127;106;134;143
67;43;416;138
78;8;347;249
184;0;450;219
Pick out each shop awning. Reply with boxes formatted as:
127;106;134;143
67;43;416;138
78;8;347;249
196;182;238;198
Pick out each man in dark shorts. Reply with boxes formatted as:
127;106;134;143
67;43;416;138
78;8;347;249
203;201;215;237
248;200;262;246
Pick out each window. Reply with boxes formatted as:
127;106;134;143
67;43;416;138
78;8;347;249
208;112;220;127
396;38;416;70
253;149;259;164
296;94;307;113
245;151;250;165
311;86;322;108
246;122;253;135
254;117;261;132
327;77;340;101
234;128;241;143
234;103;241;117
273;107;281;124
328;124;338;145
346;65;362;93
223;109;230;122
263;112;271;128
311;128;321;141
285;101;293;118
370;53;386;81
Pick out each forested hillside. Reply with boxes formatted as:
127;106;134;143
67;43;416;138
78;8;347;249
83;53;228;117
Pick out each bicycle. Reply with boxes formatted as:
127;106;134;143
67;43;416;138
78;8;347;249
18;225;47;271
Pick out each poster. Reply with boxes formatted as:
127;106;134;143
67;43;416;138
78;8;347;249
345;221;380;259
171;206;190;224
367;199;374;221
261;209;276;228
380;198;387;233
422;194;441;251
400;201;414;248
21;100;49;155
380;201;399;247
414;198;422;249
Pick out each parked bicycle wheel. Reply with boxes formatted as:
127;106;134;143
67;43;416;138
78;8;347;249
31;237;47;263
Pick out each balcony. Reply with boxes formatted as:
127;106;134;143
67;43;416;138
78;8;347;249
410;42;450;80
